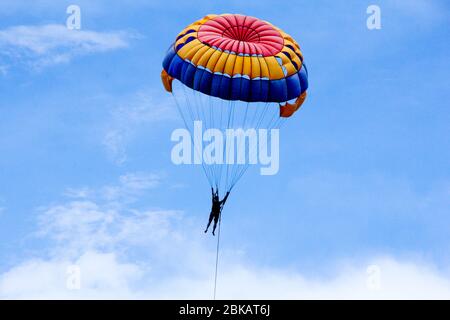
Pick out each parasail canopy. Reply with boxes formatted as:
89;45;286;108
162;14;309;194
162;14;308;117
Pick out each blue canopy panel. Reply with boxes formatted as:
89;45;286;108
163;48;308;103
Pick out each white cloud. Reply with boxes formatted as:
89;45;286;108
37;173;174;256
155;257;450;300
1;174;450;299
36;200;180;254
64;172;160;203
119;173;160;190
64;187;92;199
0;24;134;70
0;251;141;299
100;172;161;201
3;225;450;299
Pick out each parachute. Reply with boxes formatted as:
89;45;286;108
162;14;308;197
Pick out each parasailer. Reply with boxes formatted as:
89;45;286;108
162;14;309;232
205;188;230;235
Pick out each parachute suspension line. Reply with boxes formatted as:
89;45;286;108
177;86;214;187
273;116;287;131
180;84;196;131
228;101;251;191
229;101;238;192
212;95;222;192
228;102;260;191
229;101;271;190
225;100;237;193
231;101;264;190
193;90;215;185
207;94;220;190
209;94;220;191
255;102;271;132
175;85;289;195
230;102;280;190
216;97;226;193
208;94;219;190
196;90;215;185
266;108;281;133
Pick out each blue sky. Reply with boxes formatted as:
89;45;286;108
0;0;449;298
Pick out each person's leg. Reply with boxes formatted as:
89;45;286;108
212;212;220;236
205;212;214;233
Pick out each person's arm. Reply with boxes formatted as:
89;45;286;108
221;192;230;205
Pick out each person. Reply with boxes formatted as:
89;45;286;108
204;188;230;235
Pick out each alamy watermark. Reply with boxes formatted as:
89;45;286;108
66;265;81;290
66;5;81;30
171;121;280;176
366;264;382;290
367;5;382;30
